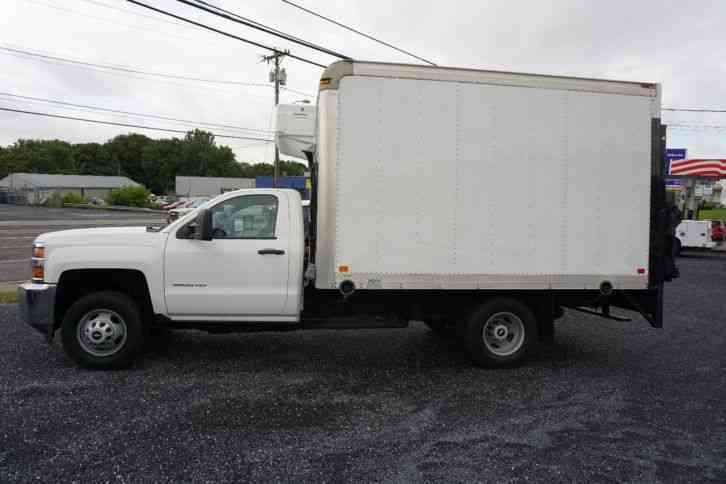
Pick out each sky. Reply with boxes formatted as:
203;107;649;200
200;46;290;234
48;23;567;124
1;0;725;166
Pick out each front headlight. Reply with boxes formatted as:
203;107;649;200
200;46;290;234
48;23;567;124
31;243;45;282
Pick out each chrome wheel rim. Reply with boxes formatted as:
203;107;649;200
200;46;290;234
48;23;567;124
482;311;525;356
76;309;127;357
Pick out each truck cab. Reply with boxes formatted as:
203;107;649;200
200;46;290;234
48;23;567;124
18;188;307;369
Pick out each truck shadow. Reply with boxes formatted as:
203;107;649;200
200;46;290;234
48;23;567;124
142;323;612;373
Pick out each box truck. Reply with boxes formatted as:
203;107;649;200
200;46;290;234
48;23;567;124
18;61;679;369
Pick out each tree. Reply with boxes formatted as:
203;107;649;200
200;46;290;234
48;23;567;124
106;133;153;184
0;139;76;176
0;129;292;192
75;143;113;175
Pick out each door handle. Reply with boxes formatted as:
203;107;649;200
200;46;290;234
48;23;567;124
258;248;285;255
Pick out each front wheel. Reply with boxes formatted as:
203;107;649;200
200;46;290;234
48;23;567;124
458;297;537;368
60;291;145;370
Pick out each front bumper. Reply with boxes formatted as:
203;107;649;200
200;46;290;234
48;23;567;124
17;282;56;341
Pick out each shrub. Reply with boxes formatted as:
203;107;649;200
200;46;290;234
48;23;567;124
62;192;86;205
45;192;63;208
107;186;151;207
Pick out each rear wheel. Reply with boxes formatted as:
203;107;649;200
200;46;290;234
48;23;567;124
458;297;537;368
61;291;145;370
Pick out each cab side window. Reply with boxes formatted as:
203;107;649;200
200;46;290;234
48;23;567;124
210;195;278;239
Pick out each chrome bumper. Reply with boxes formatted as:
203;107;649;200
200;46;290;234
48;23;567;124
17;282;56;341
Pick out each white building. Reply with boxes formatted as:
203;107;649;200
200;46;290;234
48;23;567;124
0;173;141;204
175;176;255;197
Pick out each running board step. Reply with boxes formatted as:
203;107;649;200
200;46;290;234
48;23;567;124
301;316;408;330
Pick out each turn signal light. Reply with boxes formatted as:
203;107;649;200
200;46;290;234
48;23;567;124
33;246;45;259
31;259;44;282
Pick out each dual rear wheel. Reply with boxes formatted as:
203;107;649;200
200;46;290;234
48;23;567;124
427;297;538;368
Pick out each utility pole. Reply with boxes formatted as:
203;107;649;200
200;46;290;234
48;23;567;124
263;50;288;187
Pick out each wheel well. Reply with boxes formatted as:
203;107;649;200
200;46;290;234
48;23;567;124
55;269;153;329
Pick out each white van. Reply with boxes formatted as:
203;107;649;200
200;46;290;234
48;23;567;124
675;220;716;254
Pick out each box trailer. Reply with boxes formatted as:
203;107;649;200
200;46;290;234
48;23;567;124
18;61;679;370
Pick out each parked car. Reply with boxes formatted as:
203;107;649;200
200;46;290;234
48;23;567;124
162;199;184;210
166;197;209;224
711;220;724;242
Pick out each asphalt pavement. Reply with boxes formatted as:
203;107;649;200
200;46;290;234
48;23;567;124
1;251;725;482
0;204;164;284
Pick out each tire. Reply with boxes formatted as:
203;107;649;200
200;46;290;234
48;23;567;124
424;320;457;339
457;297;538;368
60;291;145;370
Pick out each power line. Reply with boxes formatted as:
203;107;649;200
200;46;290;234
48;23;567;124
1;48;276;104
0;44;311;101
75;0;197;31
178;0;351;60
664;107;726;113
281;0;437;66
0;45;272;88
0;107;273;141
24;0;219;47
0;92;273;135
282;86;315;98
668;123;726;130
126;0;327;69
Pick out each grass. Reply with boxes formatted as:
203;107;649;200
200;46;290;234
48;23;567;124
0;291;17;304
699;208;726;221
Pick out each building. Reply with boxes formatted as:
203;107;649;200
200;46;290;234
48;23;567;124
175;176;255;197
0;173;141;204
255;175;311;200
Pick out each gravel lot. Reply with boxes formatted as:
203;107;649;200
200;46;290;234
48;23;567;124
0;205;164;283
1;250;725;482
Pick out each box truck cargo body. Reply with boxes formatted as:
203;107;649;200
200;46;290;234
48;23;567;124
19;60;679;370
314;62;661;292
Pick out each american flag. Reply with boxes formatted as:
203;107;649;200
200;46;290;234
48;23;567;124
669;159;726;177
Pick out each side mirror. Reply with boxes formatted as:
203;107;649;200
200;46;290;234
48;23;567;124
194;208;213;241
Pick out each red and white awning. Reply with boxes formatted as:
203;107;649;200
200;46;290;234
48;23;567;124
669;159;726;177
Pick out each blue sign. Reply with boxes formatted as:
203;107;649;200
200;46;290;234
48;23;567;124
666;178;682;188
665;148;687;174
666;148;687;162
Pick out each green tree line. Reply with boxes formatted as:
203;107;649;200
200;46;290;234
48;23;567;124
0;129;307;194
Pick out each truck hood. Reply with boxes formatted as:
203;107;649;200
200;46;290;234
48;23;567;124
35;226;166;248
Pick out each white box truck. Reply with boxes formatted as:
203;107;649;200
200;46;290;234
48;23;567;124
17;61;679;370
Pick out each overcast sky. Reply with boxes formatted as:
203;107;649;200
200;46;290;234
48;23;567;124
1;0;725;165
